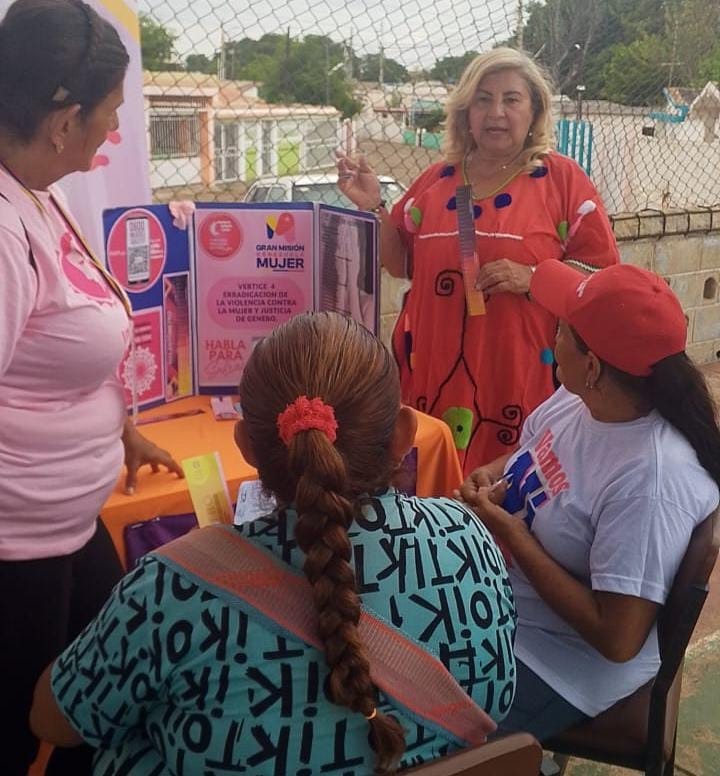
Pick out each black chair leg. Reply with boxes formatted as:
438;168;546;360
662;737;677;776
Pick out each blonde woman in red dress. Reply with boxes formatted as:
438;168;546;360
338;48;619;475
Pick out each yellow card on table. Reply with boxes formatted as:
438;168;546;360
181;451;233;526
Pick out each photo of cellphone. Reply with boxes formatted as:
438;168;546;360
126;216;151;284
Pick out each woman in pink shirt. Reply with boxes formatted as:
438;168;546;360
0;1;181;773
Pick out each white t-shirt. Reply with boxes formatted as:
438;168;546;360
0;168;131;560
501;386;718;716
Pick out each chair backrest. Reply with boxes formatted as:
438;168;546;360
404;733;542;776
647;508;720;769
657;508;719;658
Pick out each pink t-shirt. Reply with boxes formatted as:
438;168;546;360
0;168;131;560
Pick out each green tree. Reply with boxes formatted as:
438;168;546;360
260;34;361;117
359;54;409;83
698;45;720;83
602;35;667;104
668;0;720;87
139;13;177;71
186;53;217;75
429;52;479;83
414;109;444;132
520;0;666;97
222;34;286;81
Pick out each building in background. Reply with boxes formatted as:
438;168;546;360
144;71;341;197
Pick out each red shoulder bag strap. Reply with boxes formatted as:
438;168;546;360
154;524;497;747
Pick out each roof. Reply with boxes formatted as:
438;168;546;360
666;87;701;108
690;81;720;116
144;70;340;119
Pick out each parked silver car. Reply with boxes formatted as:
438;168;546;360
244;172;406;209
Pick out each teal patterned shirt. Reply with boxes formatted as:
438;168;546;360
52;490;516;775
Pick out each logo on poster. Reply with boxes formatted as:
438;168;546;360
257;211;304;270
199;213;243;259
265;212;295;241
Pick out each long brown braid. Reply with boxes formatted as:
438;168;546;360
239;312;406;773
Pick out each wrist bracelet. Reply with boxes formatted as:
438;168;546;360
369;199;386;215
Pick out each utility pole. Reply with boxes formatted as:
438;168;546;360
517;0;524;49
668;9;679;88
218;23;226;80
284;27;291;98
379;44;384;87
325;41;330;105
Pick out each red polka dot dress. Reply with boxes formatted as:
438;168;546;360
390;152;619;475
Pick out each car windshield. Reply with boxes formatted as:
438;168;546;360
291;180;406;208
292;183;354;208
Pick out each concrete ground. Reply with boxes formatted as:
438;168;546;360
561;363;720;775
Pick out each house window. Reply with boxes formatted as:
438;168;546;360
150;114;200;159
304;117;339;170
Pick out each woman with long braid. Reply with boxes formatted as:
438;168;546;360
31;312;516;774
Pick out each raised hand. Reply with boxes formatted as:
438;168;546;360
336;152;382;211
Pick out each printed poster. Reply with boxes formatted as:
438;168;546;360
193;203;315;393
317;207;378;331
104;201;379;408
103;204;193;411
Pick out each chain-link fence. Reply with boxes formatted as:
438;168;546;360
140;0;720;215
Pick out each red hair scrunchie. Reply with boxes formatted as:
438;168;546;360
277;395;338;446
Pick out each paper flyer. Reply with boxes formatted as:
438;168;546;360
181;451;233;526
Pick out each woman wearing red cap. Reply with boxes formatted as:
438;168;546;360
460;262;720;740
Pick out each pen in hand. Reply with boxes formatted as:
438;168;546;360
491;472;514;490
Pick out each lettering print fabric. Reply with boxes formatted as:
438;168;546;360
52;490;516;774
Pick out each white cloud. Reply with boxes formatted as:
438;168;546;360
141;0;517;70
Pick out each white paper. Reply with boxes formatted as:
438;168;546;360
234;479;277;525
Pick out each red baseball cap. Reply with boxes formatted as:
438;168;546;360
530;262;687;376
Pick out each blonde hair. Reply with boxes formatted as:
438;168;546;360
443;47;555;170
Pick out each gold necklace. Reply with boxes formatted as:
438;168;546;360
462;152;522;201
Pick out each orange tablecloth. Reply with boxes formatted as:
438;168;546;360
101;396;462;564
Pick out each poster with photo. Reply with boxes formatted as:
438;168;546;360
316;207;378;332
163;273;193;401
104;201;378;407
